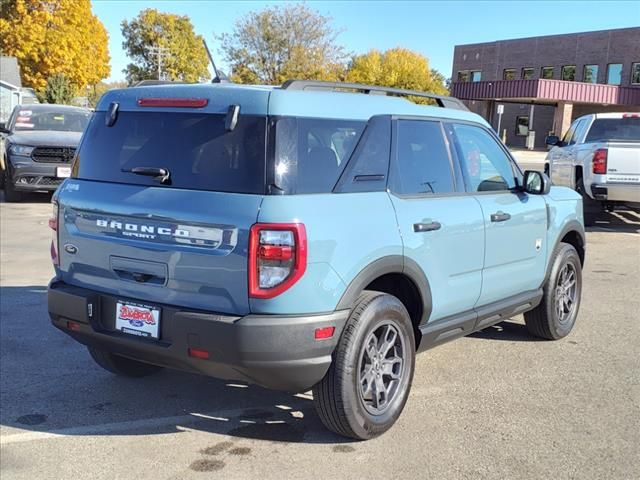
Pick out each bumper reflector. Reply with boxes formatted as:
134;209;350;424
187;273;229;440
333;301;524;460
188;348;210;360
314;326;335;340
67;321;81;331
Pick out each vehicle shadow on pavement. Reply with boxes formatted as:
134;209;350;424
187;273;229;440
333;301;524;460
0;191;52;204
469;320;542;342
586;208;640;233
0;286;352;444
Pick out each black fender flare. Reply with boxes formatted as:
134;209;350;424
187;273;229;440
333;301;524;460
544;220;586;283
335;255;432;326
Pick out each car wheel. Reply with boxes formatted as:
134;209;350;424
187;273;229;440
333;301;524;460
524;243;582;340
312;291;415;440
88;347;163;377
3;173;23;203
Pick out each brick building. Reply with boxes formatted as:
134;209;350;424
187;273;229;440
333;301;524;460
450;27;640;149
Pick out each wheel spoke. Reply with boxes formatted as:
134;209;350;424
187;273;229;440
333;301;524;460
378;325;398;357
373;375;387;409
382;357;402;379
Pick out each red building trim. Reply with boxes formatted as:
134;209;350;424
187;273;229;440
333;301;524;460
452;79;640;106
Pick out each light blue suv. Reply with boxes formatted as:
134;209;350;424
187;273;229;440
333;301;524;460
47;80;585;440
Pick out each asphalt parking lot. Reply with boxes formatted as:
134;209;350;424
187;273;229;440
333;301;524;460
1;191;639;480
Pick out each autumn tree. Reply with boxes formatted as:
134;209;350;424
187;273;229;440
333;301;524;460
88;80;128;108
346;48;448;99
219;3;349;84
0;0;110;93
121;9;210;84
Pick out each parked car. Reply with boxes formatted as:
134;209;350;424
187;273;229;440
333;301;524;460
545;112;640;225
0;103;91;202
47;81;585;440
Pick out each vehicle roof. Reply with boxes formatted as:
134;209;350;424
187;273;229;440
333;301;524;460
592;112;640;119
97;82;488;126
16;103;90;113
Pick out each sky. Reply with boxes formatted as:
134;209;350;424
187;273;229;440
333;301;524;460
93;0;640;82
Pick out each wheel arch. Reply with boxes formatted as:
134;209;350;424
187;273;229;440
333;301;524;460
545;221;585;284
336;256;432;349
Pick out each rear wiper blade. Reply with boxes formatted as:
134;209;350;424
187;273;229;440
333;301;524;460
123;166;171;184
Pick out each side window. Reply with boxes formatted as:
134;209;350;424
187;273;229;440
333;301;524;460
390;120;454;195
335;116;391;193
570;119;589;145
562;120;579;145
451;123;517;192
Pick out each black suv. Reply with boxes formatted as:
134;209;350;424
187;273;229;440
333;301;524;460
0;103;91;202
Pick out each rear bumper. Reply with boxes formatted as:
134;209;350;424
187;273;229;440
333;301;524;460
591;183;640;204
48;281;349;392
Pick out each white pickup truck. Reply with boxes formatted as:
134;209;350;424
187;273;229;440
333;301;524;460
545;112;640;224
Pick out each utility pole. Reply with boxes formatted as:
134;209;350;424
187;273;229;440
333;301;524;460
145;45;170;80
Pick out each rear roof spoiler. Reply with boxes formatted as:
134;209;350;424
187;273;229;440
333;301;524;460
281;80;468;111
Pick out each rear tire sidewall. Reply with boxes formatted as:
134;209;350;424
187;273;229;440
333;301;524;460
545;245;582;339
341;295;415;439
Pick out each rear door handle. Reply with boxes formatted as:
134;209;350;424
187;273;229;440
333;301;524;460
413;221;441;232
490;211;511;222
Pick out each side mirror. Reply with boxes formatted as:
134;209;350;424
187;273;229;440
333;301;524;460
523;170;551;195
0;123;9;134
545;135;560;146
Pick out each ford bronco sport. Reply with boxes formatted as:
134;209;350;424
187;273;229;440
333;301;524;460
48;80;585;440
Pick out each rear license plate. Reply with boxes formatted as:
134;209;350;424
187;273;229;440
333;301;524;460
56;166;71;178
115;301;160;339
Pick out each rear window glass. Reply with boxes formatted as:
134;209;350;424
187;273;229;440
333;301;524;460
74;112;266;193
585;117;640;143
14;109;90;132
272;117;365;194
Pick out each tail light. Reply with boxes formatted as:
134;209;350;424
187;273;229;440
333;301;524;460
249;223;307;299
592;148;608;175
49;200;59;266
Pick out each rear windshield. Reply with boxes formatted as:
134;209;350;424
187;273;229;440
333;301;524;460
74;111;266;193
14;109;90;132
585;117;640;143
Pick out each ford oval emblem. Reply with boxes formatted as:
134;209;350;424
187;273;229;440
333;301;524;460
64;244;78;255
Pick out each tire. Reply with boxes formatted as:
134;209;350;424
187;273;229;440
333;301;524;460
524;243;582;340
312;291;416;440
3;174;23;203
88;347;163;377
575;177;601;227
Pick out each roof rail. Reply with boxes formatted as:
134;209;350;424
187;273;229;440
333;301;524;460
281;80;468;111
133;80;190;87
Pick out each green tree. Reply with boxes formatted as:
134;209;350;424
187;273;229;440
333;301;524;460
42;74;75;104
121;9;210;84
0;0;110;93
219;3;349;84
346;48;448;101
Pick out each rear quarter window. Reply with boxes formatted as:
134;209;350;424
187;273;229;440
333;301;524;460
74;111;267;194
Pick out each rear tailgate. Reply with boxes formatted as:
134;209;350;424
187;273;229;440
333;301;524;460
55;89;269;315
605;143;640;183
57;181;261;315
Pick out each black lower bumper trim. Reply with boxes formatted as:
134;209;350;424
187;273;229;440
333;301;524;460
48;281;349;392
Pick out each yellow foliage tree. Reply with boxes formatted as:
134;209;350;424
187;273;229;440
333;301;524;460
347;48;448;99
0;0;110;93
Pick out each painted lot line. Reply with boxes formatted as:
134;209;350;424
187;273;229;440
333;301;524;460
1;402;310;446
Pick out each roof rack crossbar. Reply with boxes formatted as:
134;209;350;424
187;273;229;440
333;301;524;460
281;80;468;111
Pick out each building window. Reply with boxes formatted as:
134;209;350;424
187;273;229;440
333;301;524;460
631;63;640;84
562;65;576;81
541;66;554;79
503;69;516;81
471;71;482;82
457;71;470;82
522;67;534;80
515;116;529;136
582;64;599;83
607;64;622;85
